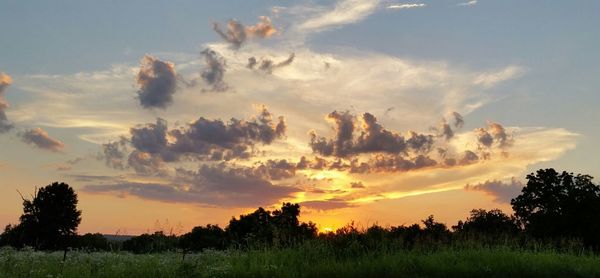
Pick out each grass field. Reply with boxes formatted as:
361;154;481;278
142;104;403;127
2;245;600;278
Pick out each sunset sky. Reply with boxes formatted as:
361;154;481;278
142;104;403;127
1;0;599;235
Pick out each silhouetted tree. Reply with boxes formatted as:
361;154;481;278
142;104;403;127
453;209;520;236
0;224;26;248
122;231;178;253
76;233;110;251
511;169;600;247
390;224;422;248
0;182;81;250
226;203;316;247
227;207;274;246
272;203;317;245
421;215;451;244
179;224;227;252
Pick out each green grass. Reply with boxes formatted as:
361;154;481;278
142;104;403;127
2;246;600;278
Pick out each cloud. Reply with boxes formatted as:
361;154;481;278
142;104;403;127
300;199;354;210
350;181;365;188
84;164;299;207
100;137;129;170
136;55;178;109
438;121;454;141
100;106;287;174
20;127;65;152
55;157;85;171
213;16;277;49
296;0;380;33
473;66;525;88
465;178;524;203
247;53;296;74
457;1;477;6
387;3;426;9
475;122;512;149
309;111;434;157
201;48;228;92
302;110;519;174
452;112;464;129
0;72;14;133
127;150;167;176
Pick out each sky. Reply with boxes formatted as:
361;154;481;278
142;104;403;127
1;0;599;235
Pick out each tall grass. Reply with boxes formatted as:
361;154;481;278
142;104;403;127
2;242;600;278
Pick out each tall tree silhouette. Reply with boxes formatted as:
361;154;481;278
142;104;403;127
511;169;600;247
227;203;316;247
1;182;81;250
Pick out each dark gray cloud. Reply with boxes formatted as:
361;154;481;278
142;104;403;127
84;164;299;207
349;154;437;173
55;157;86;171
213;16;277;49
476;128;494;147
303;110;518;173
247;159;297;180
248;53;295;74
20;128;65;152
165;106;286;160
465;178;524;203
101;137;129;170
459;150;479;165
247;57;257;69
136;55;178;109
488;122;511;148
310;111;433;157
130;118;169;156
101;107;287;174
69;174;119;183
439;121;454;141
300;199;354;210
0;72;14;133
128;150;166;176
350;181;365;189
213;20;246;49
476;122;512;149
452;112;464;129
201;48;228;92
435;112;464;141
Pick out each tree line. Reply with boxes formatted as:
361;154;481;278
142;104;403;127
2;168;600;253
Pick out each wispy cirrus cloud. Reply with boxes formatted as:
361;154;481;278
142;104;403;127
386;3;426;10
473;66;525;88
458;0;478;6
296;0;380;33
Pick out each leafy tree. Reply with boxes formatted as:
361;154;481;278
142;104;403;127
1;182;81;250
511;169;600;247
